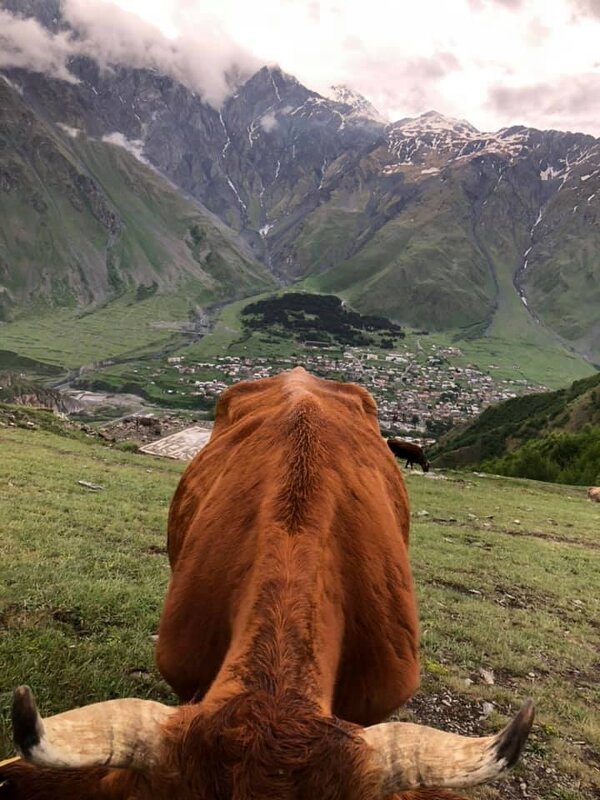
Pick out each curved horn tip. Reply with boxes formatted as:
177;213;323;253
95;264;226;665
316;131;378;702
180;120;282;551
495;698;535;769
11;686;43;757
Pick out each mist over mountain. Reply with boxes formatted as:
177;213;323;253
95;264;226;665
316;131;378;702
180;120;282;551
1;1;599;363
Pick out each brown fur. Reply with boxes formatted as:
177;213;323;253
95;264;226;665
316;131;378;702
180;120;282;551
587;486;600;502
1;369;467;800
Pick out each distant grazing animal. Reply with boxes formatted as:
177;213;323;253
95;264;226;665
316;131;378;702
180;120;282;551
2;368;533;800
588;487;600;503
387;438;431;472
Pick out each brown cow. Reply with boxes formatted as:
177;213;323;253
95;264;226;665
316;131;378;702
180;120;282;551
387;439;430;473
1;368;533;800
588;487;600;502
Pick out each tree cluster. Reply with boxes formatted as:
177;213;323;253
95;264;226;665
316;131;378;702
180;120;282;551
241;293;404;348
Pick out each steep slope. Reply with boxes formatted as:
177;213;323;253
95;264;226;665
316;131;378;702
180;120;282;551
518;141;600;360
307;121;598;336
432;371;600;470
0;77;274;322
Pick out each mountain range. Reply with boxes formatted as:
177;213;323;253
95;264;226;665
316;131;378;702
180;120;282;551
1;0;599;366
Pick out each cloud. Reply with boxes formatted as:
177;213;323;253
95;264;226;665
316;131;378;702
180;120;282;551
259;111;279;132
468;0;523;10
571;0;600;17
102;131;148;163
0;10;79;83
344;50;462;119
525;17;551;45
0;1;260;108
487;73;600;132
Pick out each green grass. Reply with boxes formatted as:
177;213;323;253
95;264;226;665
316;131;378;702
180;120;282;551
182;291;309;360
0;421;598;798
407;330;595;391
450;334;594;390
0;424;181;722
0;293;197;369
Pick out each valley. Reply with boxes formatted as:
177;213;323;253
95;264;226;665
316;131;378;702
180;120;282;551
1;287;594;446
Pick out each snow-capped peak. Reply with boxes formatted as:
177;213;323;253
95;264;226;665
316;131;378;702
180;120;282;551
327;84;387;124
393;110;479;138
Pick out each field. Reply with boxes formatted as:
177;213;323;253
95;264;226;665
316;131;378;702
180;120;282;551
1;286;595;390
0;417;598;799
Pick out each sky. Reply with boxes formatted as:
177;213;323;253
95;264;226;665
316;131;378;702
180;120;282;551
1;0;600;134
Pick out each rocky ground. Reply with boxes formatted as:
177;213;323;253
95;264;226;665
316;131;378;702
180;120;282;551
98;413;213;445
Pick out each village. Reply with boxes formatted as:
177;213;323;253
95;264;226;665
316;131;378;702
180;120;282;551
159;342;544;444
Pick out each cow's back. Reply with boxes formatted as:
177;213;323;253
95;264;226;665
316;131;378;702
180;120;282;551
156;369;419;725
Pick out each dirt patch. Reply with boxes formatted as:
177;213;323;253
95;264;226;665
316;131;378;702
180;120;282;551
394;687;488;735
427;577;487;599
0;603;50;631
100;415;212;446
0;604;92;637
492;583;552;611
147;544;167;556
563;663;600;689
490;526;600;551
51;608;92;636
428;516;599;550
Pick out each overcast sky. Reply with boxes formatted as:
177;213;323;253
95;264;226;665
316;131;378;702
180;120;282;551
2;0;600;134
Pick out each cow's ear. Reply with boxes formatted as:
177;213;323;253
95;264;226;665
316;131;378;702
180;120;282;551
12;686;177;771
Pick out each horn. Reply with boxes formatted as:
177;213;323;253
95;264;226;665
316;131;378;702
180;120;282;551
362;698;534;794
12;686;176;770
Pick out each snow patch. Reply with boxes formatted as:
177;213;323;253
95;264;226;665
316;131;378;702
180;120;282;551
0;73;23;94
540;166;561;180
226;177;246;210
396;110;478;137
269;69;282;102
219;112;231;158
327;84;387;124
420;167;440;175
101;132;147;164
57;123;81;138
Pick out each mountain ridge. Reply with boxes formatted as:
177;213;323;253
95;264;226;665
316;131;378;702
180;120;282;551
1;1;599;365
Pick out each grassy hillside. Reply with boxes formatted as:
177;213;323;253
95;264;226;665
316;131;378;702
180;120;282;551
0;415;598;799
299;154;599;372
0;79;274;365
433;372;600;480
304;171;496;330
523;160;600;359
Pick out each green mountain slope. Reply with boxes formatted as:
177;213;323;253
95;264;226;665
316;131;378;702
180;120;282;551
0;79;274;339
304;169;497;330
433;371;600;483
